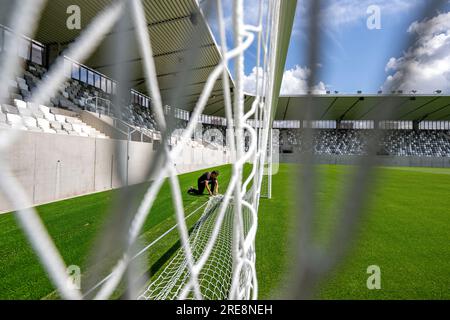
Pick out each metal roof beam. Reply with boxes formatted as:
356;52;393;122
91;43;216;70
399;97;441;119
320;97;338;119
130;63;217;84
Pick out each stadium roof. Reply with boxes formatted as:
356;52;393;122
7;0;232;114
271;94;450;121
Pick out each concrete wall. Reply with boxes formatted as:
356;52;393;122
280;153;450;168
0;131;230;213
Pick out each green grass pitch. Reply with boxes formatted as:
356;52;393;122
0;164;449;299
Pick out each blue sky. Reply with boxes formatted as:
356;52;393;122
202;0;450;95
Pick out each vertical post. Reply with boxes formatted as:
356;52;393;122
268;128;273;199
126;127;130;186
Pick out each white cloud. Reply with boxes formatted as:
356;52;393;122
281;65;327;95
243;67;266;95
320;0;422;28
243;65;327;96
381;11;450;93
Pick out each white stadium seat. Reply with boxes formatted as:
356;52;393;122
55;114;66;123
44;112;56;122
14;99;27;109
23;116;38;128
18;108;32;117
50;121;62;131
66;117;82;124
6;114;27;130
7;113;23;125
39;105;50;114
2;104;19;115
72;123;83;134
37;118;51;130
81;126;92;135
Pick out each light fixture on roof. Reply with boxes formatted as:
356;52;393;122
397;90;403;94
334;90;339;94
378;90;383;94
326;90;331;94
357;90;362;94
190;12;198;26
435;90;442;94
411;90;417;94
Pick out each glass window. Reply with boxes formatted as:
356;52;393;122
71;63;80;80
101;77;107;92
3;30;13;52
31;43;43;65
80;67;87;83
63;59;72;77
93;73;100;88
0;28;3;52
18;38;30;59
87;70;94;86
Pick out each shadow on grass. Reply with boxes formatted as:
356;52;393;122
119;222;199;299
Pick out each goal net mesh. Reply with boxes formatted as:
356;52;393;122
138;193;255;300
0;0;287;300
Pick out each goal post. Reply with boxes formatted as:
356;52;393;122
0;0;297;301
260;128;273;199
256;0;297;202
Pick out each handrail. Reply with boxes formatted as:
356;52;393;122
84;96;158;142
113;115;159;143
85;96;114;116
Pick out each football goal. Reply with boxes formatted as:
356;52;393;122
0;0;296;300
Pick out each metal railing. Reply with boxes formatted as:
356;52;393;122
84;97;158;142
85;96;114;117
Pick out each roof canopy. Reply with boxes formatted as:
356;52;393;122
25;0;231;114
274;95;450;121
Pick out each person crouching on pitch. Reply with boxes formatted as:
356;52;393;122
188;170;219;196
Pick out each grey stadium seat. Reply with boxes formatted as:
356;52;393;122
2;104;19;115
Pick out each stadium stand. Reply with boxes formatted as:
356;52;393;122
2;58;235;147
279;129;450;157
0;99;108;138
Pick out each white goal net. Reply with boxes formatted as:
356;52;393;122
0;0;295;300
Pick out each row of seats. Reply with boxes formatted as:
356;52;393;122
279;129;450;157
0;99;107;138
62;78;158;131
170;136;228;152
7;61;229;144
6;62;80;113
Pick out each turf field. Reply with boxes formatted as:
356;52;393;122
0;164;449;299
257;164;450;299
